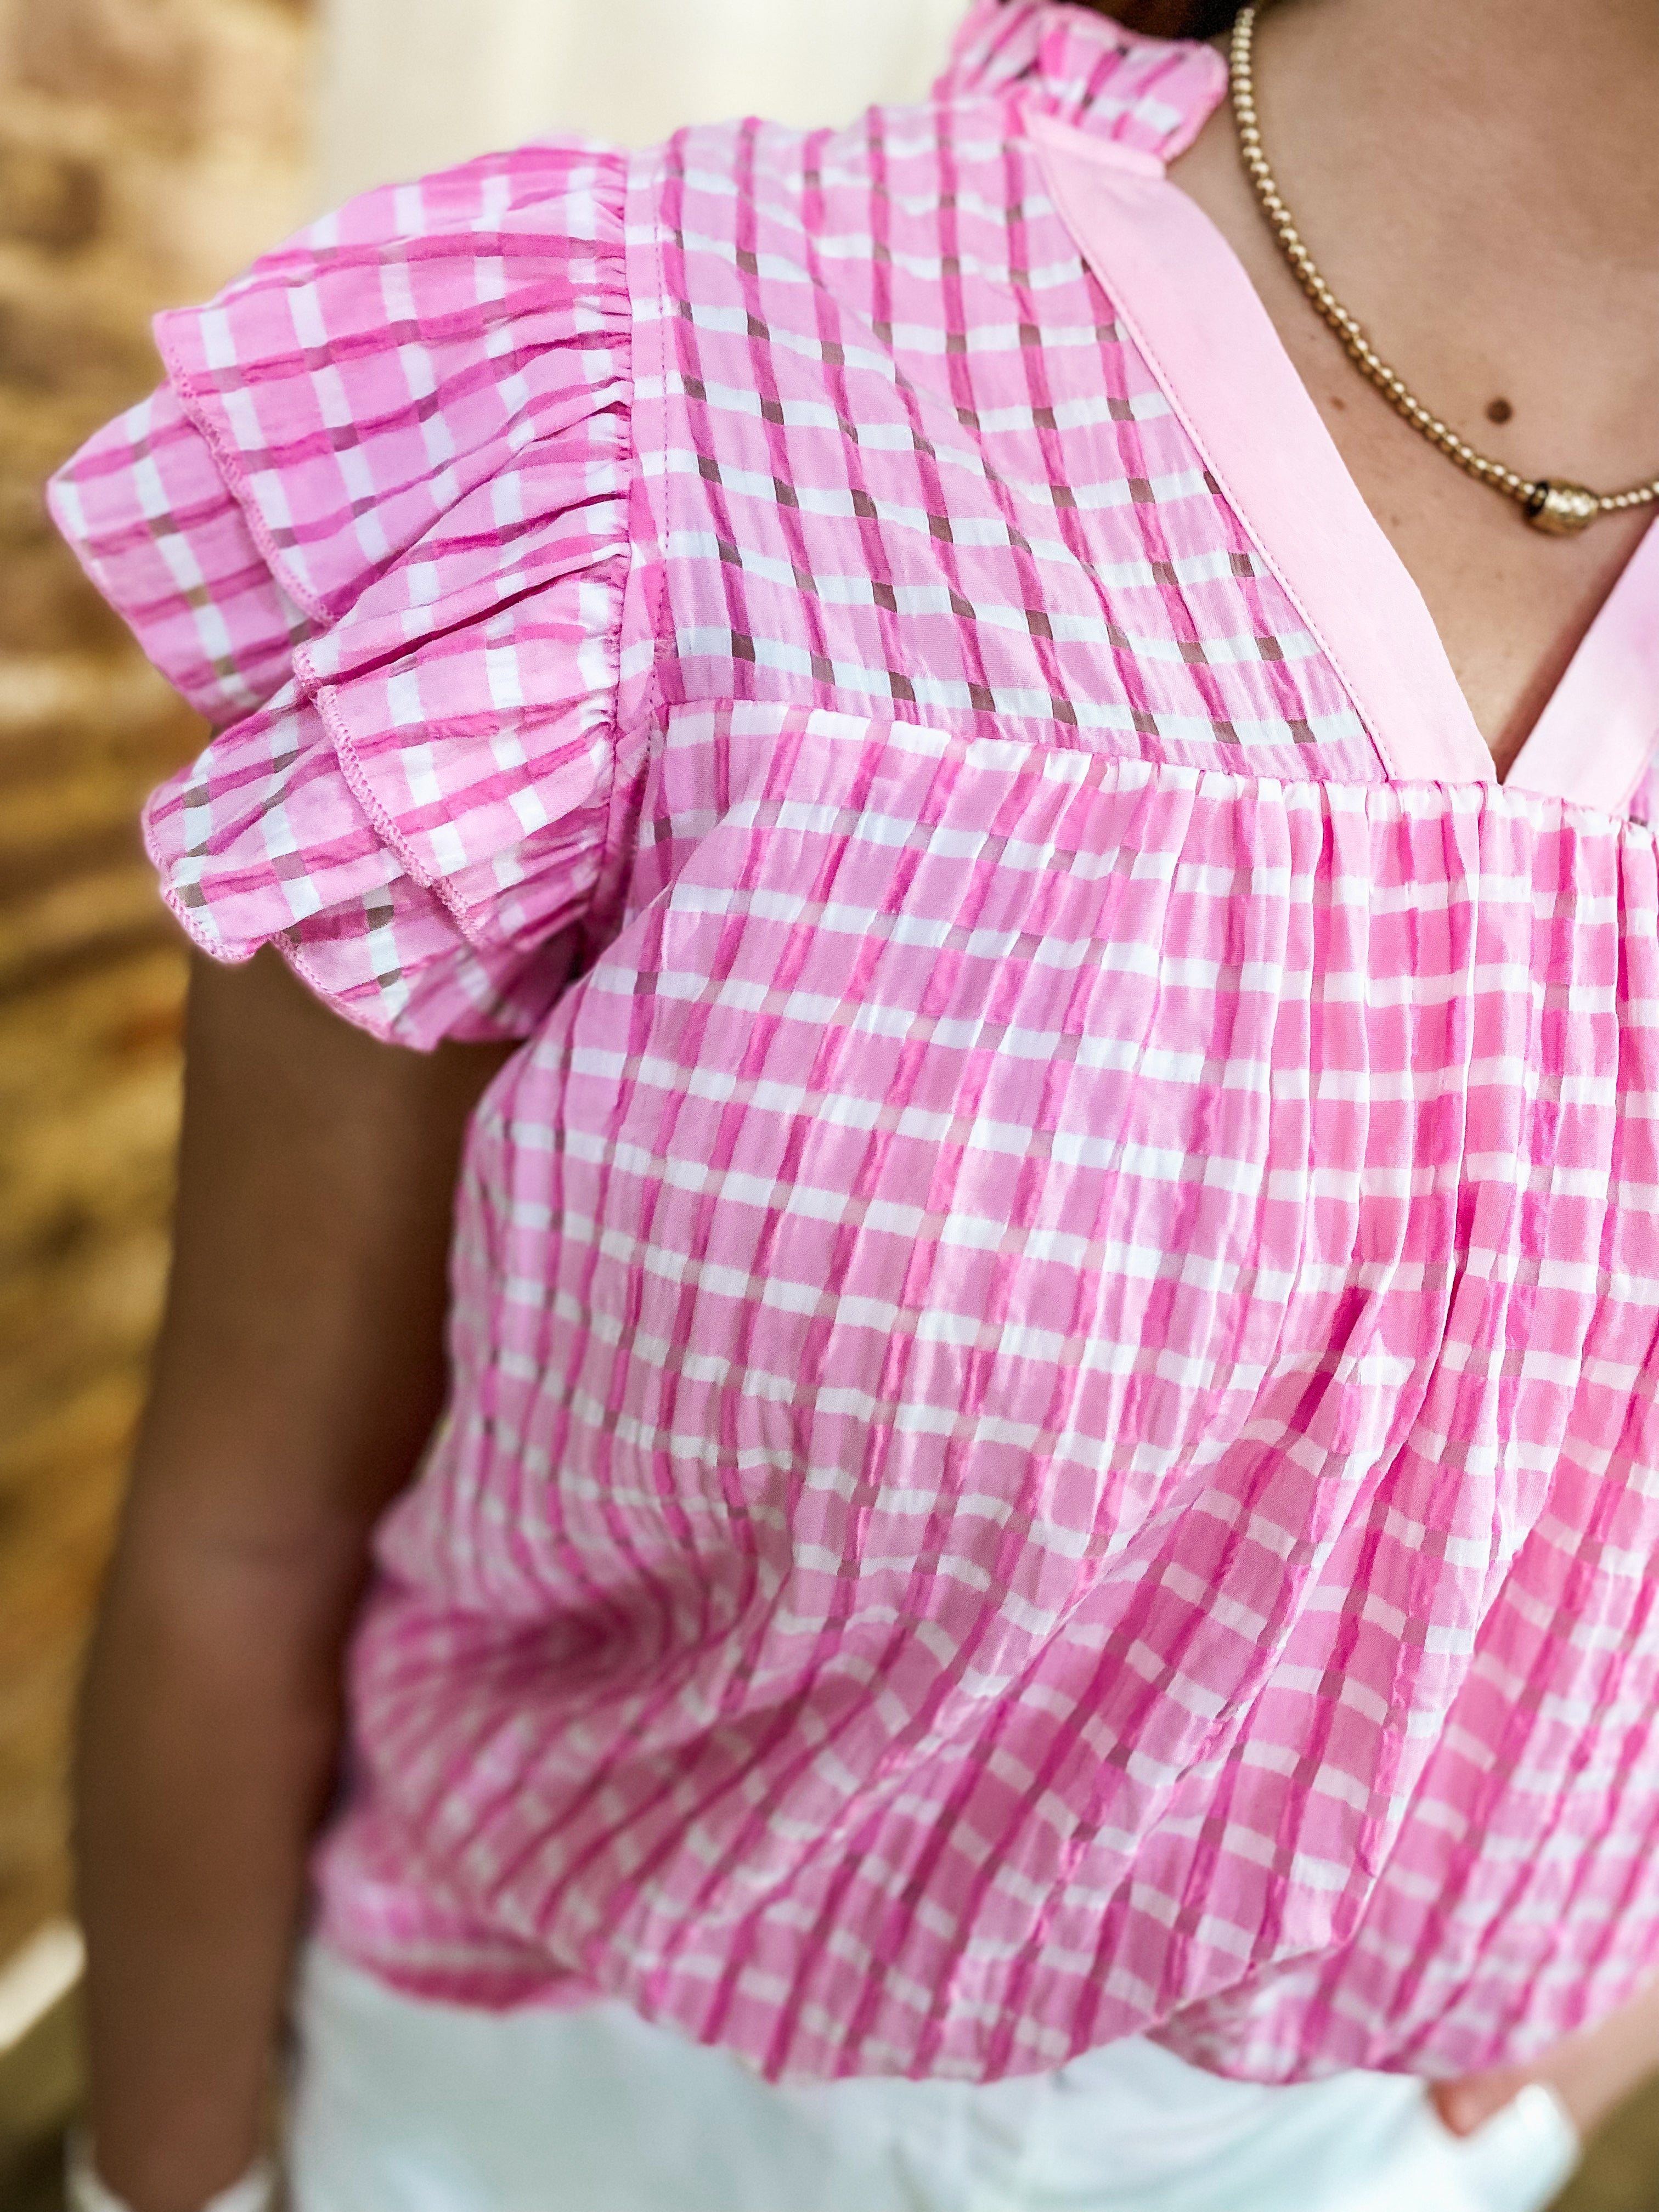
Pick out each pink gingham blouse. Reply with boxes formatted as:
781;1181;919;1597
52;1;1659;2089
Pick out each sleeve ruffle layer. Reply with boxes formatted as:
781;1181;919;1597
49;140;635;1047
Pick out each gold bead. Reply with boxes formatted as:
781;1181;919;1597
1525;482;1601;534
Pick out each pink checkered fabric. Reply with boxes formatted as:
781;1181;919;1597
51;1;1659;2088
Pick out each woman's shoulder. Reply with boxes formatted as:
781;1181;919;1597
585;1;1226;257
190;133;634;384
48;134;641;1051
610;5;1228;355
50;134;634;720
131;0;1225;470
932;0;1226;158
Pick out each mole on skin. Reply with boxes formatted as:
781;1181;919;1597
1486;397;1514;424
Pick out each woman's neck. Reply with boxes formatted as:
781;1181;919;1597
1163;0;1659;771
1255;0;1659;270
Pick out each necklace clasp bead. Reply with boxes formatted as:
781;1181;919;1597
1525;482;1601;535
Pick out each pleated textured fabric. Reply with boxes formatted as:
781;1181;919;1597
49;0;1659;2090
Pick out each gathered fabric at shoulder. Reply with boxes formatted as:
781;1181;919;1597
50;138;637;1048
938;0;1225;162
50;376;317;725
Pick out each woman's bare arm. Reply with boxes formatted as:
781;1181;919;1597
76;947;518;2212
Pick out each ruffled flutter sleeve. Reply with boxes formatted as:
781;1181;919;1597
49;141;635;1047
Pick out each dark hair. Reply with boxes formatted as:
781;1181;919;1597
1073;2;1240;35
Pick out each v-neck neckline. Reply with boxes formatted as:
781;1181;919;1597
1029;110;1659;811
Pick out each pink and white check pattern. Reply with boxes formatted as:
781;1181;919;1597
51;1;1659;2088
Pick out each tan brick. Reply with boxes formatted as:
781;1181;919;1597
0;1058;180;1276
111;140;312;300
1;0;312;1983
190;0;314;160
0;138;103;252
0;290;160;405
0;648;194;755
13;0;208;145
0;527;128;656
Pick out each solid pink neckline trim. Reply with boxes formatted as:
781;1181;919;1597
1031;111;1659;804
1031;112;1489;785
1501;518;1659;812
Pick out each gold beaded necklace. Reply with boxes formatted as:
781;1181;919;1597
1228;1;1659;535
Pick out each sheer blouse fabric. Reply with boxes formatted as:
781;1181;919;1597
51;1;1659;2087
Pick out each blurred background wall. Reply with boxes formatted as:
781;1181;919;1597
0;0;315;1979
319;0;969;205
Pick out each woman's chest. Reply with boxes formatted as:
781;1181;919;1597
633;108;1659;814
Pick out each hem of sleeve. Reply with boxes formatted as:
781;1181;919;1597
310;679;615;969
42;460;236;726
42;466;129;624
140;789;412;1049
153;311;335;633
136;139;646;1045
311;680;475;939
279;933;413;1047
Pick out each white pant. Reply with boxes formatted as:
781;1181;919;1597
286;1944;1578;2212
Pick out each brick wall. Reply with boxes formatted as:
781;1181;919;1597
0;0;315;1966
